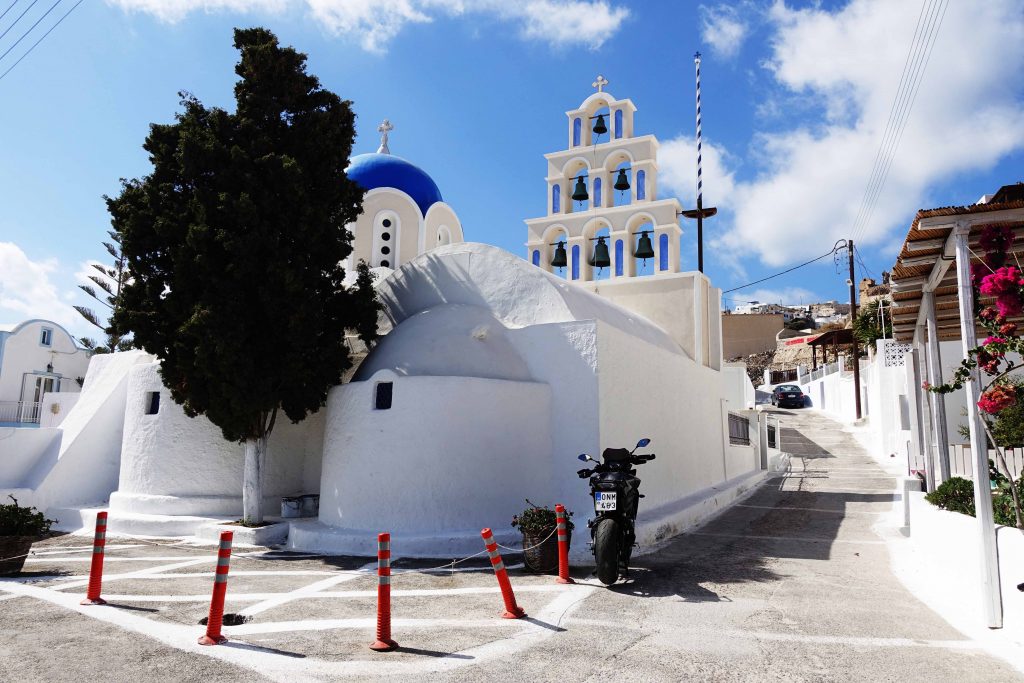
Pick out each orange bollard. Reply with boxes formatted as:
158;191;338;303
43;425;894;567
80;511;108;605
554;504;574;585
198;531;233;646
369;532;399;651
481;528;526;619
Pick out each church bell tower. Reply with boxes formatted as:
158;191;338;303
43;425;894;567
524;76;684;283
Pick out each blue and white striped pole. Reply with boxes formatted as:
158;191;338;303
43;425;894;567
695;51;705;273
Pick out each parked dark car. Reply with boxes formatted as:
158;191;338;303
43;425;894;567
772;384;805;408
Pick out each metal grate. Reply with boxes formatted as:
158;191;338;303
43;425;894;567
883;341;911;368
728;413;751;446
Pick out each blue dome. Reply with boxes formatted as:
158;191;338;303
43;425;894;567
346;153;443;216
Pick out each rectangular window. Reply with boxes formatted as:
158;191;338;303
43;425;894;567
375;382;393;410
145;392;160;415
40;328;52;346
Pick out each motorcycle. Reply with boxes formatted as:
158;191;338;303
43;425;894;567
576;438;655;585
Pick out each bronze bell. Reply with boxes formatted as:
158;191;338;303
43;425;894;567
571;176;589;202
634;231;655;262
589;236;611;269
593;114;608;136
550;241;568;269
614;168;630;192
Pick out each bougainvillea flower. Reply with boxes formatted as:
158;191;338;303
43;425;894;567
978;384;1018;414
980;266;1022;297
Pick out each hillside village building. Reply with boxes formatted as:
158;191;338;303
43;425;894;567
0;87;767;557
0;319;89;427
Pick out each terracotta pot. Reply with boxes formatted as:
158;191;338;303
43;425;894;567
0;536;35;575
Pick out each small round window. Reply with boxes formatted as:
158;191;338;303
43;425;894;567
381;246;390;255
381;259;390;267
382;232;391;241
382;218;392;228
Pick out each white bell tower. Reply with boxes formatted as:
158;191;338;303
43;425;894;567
524;76;684;282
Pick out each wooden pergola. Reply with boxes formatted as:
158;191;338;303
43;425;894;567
807;328;854;369
888;183;1024;629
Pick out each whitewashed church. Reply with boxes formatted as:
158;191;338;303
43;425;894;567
0;81;765;557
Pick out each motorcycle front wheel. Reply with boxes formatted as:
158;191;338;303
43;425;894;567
593;517;621;585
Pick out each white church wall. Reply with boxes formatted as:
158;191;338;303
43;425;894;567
723;363;755;410
0;427;61;491
423;202;463;252
301;371;553;555
352;188;422;270
4;351;151;514
594;320;761;547
112;361;323;517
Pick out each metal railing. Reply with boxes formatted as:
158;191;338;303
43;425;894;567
0;401;42;424
728;412;751;446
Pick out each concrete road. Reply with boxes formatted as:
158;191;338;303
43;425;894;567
1;408;1019;682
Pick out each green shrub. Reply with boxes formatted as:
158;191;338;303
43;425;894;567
511;499;573;535
0;496;56;537
925;477;976;516
993;477;1024;527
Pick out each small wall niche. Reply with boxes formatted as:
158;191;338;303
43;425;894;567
374;382;393;410
145;391;160;415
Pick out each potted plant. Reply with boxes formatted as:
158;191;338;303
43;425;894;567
511;499;572;574
0;496;56;575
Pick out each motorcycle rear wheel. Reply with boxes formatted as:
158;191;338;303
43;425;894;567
594;517;621;585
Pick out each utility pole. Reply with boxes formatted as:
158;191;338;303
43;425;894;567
848;239;862;420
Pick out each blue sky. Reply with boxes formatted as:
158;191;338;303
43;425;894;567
1;0;1022;339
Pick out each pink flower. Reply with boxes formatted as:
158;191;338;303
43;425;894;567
980;266;1022;297
996;296;1023;318
980;224;1014;254
980;306;999;322
921;381;932;391
978;384;1018;414
999;322;1018;335
982;336;1007;346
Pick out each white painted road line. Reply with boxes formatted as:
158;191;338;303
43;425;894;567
725;629;984;650
239;563;375;617
55;558;212;590
95;584;575;603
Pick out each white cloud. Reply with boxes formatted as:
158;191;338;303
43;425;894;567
109;0;629;53
718;0;1024;267
0;243;86;337
658;135;738;210
726;286;820;308
107;0;288;23
700;4;750;59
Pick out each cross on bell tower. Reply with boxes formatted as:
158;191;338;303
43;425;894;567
377;119;394;155
592;74;609;93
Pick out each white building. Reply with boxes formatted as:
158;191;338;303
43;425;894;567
0;97;768;558
0;319;90;427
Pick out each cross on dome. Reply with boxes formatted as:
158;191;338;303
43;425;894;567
592;75;608;93
377;119;394;155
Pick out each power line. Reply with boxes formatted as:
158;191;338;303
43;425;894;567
0;0;79;82
0;0;62;63
850;0;949;244
854;246;874;279
723;240;845;294
0;1;20;24
0;0;39;43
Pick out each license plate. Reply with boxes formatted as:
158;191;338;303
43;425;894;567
595;492;617;511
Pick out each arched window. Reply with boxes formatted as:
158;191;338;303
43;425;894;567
532;249;540;267
659;233;669;271
636;170;646;200
437;225;452;246
572;118;582;147
552;184;560;213
571;244;580;280
614;110;623;139
593;177;602;208
615;239;624;276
